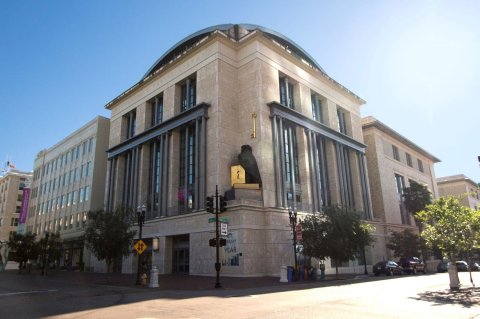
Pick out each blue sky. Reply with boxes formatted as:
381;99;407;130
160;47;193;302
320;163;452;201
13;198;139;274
1;0;479;183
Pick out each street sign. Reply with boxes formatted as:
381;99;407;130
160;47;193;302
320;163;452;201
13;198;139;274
221;223;228;236
134;239;147;255
208;217;229;223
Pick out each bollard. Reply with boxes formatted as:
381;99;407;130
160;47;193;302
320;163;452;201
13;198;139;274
141;273;148;286
280;265;288;282
149;266;159;288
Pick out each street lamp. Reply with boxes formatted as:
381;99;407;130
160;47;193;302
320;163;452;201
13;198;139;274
135;204;146;285
288;207;298;280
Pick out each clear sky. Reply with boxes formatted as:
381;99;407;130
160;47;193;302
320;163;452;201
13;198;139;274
1;0;479;183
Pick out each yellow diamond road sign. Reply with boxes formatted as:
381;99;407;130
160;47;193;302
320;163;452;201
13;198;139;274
134;239;147;255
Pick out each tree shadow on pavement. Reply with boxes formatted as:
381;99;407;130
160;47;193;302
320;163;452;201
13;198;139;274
414;287;480;308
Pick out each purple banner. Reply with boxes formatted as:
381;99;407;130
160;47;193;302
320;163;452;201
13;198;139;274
19;188;30;224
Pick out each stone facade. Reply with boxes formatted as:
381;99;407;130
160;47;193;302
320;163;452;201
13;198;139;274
26;116;110;270
437;174;480;210
0;171;32;242
362;116;440;261
105;24;372;276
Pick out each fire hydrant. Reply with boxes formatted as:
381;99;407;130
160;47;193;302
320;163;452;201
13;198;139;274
141;273;148;286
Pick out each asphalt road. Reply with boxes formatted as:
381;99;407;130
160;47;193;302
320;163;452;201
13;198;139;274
1;271;479;319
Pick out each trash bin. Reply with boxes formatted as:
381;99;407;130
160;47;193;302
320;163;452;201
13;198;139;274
287;266;293;282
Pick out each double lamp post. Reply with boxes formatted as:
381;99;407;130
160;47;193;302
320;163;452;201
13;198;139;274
288;207;298;280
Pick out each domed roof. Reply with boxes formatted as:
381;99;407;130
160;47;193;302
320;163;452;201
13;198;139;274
142;23;326;80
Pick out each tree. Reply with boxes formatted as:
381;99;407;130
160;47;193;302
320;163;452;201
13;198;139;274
38;232;63;271
403;181;432;222
403;181;432;261
356;222;376;274
7;232;39;273
84;207;137;274
416;196;480;287
386;229;422;258
300;206;375;277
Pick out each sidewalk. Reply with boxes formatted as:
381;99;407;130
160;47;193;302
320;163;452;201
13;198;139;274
3;268;365;290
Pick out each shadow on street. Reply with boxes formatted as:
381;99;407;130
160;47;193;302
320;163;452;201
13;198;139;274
413;287;480;308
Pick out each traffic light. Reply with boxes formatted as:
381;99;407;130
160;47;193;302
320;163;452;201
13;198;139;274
219;195;227;212
219;238;227;247
205;196;214;213
209;238;216;247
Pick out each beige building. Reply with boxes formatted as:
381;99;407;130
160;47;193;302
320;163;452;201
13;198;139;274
362;116;440;261
437;174;480;210
104;24;373;276
0;170;32;242
27;116;110;270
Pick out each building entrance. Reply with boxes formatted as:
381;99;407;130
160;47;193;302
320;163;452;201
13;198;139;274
172;235;189;274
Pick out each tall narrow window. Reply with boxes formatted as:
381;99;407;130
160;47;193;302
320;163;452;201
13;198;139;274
311;93;324;123
180;76;196;112
151;94;164;126
86;161;92;177
406;153;412;167
283;124;300;202
335;143;355;209
125;110;136;139
279;77;295;109
150;141;162;212
392;145;400;161
179;125;196;211
337;107;348;134
88;138;94;153
85;186;90;202
395;173;409;225
417;159;424;172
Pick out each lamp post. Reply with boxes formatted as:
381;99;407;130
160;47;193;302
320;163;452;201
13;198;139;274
288;207;298;280
206;185;227;288
135;204;146;285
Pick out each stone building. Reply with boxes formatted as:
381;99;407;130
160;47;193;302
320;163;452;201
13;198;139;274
26;116;110;270
362;116;440;261
0;170;32;242
104;24;373;276
437;174;480;210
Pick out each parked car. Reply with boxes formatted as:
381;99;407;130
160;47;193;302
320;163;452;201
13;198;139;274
437;260;448;273
456;261;469;271
398;257;426;274
471;262;479;271
373;261;404;276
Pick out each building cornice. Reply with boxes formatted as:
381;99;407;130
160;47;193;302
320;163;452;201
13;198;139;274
107;103;209;159
362;116;441;163
437;174;478;187
105;24;365;110
269;101;366;152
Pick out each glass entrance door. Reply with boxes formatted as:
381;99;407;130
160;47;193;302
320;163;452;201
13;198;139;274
172;235;189;274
